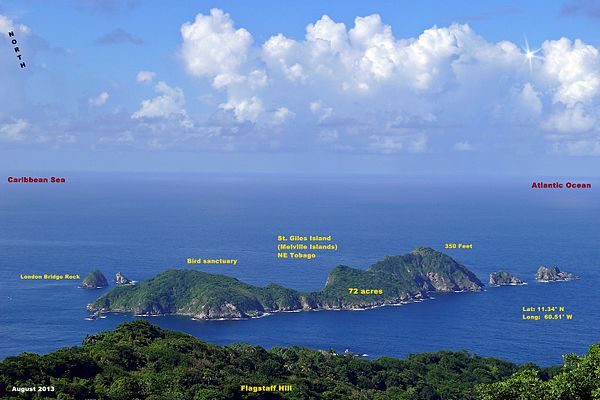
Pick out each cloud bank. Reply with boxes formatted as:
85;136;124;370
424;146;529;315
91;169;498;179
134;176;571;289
165;8;600;155
4;9;600;157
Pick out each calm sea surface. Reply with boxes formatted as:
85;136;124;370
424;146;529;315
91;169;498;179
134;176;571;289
1;174;598;366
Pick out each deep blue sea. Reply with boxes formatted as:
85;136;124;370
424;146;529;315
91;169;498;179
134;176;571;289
1;174;599;366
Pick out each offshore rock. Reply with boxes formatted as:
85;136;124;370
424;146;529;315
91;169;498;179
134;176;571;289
115;272;134;286
80;270;108;289
489;271;525;286
535;266;577;282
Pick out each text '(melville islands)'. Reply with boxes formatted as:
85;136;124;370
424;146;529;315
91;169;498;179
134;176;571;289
276;235;338;260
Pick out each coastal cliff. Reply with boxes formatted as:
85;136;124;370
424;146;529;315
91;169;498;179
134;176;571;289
89;247;484;319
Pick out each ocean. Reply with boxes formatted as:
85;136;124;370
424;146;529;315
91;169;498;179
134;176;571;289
1;173;598;366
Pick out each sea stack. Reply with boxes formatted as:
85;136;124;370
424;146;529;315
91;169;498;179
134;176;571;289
489;271;525;286
115;272;133;286
80;270;109;289
535;266;577;282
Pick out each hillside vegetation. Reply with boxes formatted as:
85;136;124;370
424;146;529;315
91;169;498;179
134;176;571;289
0;320;551;400
90;247;484;319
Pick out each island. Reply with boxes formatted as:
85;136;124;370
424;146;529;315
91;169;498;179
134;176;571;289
88;247;484;320
79;269;108;289
535;266;578;282
489;271;525;286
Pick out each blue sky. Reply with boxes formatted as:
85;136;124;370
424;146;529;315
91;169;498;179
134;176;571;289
1;0;600;175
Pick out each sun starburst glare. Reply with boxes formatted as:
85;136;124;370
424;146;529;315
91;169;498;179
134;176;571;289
523;37;542;71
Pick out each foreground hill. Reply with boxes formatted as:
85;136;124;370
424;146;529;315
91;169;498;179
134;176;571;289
89;247;484;319
0;320;546;399
2;320;597;399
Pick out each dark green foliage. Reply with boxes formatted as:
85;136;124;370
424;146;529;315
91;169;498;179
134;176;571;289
319;247;484;307
477;344;600;399
0;320;547;399
91;269;309;318
91;247;484;319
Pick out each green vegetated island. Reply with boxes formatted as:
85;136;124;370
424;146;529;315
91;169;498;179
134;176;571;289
79;269;108;289
1;320;599;399
89;247;485;320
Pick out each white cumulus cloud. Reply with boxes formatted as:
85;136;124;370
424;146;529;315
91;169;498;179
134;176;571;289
542;38;600;107
132;81;187;120
544;104;596;133
88;91;109;106
454;141;476;151
271;107;294;125
0;15;29;36
0;119;29;142
219;96;263;123
167;9;600;155
136;70;156;83
180;8;252;84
